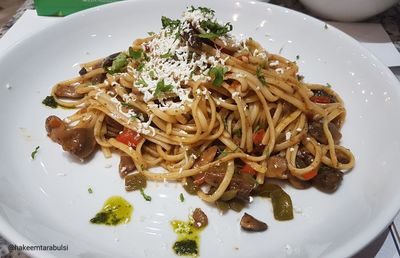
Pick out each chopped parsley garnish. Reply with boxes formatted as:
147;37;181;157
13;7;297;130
324;23;329;29
154;79;174;97
160;51;174;59
107;53;128;74
189;6;214;15
136;62;145;72
31;146;40;159
179;193;185;202
186;6;231;40
209;66;228;86
256;67;267;86
326;83;332;88
147;31;156;36
279;46;284;54
296;55;300;60
161;16;181;30
137;76;148;86
42;95;58;108
129;47;143;60
88;187;93;194
198;20;232;40
140;188;152;201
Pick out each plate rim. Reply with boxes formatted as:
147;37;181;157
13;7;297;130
0;0;400;257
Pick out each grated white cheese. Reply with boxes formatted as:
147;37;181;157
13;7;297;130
275;68;284;74
285;131;292;140
231;91;240;98
269;60;280;67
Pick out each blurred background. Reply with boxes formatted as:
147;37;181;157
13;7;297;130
0;0;25;27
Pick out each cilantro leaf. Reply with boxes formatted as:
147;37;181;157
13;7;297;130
256;67;267;86
209;66;228;86
198;20;232;39
107;53;128;74
154;79;174;97
136;62;145;72
161;16;181;30
42;96;58;108
129;47;143;60
189;6;215;16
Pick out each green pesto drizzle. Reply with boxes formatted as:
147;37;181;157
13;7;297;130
90;196;133;226
171;217;205;256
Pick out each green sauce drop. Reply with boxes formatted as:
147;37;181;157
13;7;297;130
90;196;133;226
171;218;204;256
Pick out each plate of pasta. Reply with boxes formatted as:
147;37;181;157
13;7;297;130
0;0;400;257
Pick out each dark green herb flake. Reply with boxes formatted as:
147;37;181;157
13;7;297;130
154;79;174;97
209;66;228;86
42;96;58;108
179;193;185;202
31;146;40;159
129;47;143;60
198;20;232;40
140;188;152;201
161;16;181;30
173;240;198;256
256;67;267;86
107;53;128;74
88;187;93;194
160;51;174;59
136;63;145;72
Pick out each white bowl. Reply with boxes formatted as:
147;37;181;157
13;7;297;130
1;0;400;257
299;0;399;21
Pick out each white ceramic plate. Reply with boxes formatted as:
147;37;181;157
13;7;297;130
1;1;400;257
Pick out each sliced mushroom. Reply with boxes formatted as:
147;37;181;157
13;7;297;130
194;146;218;167
102;52;120;68
192;208;208;228
79;67;88;75
90;73;106;85
119;155;136;178
240;213;268;232
266;155;288;179
191;146;219;184
105;116;124;138
54;84;84;99
312;165;343;193
181;25;202;49
58;128;96;159
45;115;97;160
308;121;342;145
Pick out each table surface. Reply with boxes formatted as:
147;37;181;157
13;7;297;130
0;1;399;258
